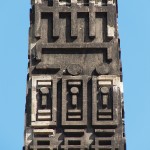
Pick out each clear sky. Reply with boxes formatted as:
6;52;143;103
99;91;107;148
0;0;150;150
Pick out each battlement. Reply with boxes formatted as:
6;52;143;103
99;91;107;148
32;0;116;6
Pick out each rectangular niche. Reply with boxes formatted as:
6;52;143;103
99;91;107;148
41;48;107;68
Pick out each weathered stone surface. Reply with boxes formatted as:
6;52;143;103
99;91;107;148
23;0;126;149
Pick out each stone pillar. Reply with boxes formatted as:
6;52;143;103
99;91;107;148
23;0;126;149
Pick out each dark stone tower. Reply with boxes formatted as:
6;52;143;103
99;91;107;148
24;0;126;149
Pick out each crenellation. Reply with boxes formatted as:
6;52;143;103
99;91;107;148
31;0;117;6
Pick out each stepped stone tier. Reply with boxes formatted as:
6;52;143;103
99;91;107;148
23;0;126;149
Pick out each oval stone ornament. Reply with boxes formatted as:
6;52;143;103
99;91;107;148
67;64;82;75
101;87;109;94
96;63;110;75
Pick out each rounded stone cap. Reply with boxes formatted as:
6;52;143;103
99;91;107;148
67;64;82;75
96;63;110;75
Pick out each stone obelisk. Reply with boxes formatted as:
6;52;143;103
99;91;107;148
24;0;126;149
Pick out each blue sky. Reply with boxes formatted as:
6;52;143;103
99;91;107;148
0;0;150;149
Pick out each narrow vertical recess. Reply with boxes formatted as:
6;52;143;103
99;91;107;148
102;0;107;6
77;12;93;42
48;0;53;6
41;13;58;43
60;13;76;42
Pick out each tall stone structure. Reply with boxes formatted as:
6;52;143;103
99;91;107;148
24;0;126;149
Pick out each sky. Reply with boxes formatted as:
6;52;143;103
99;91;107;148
0;0;150;150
